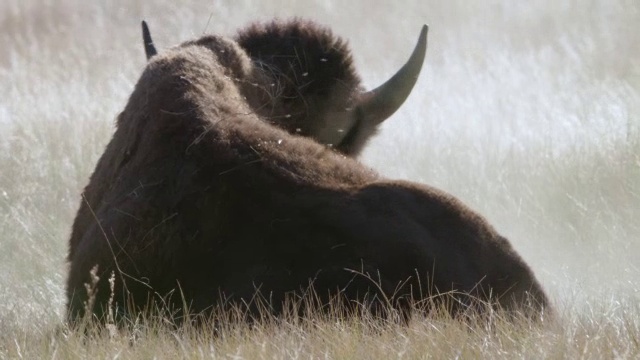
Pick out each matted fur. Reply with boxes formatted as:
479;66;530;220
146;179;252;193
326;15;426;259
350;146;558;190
66;20;549;323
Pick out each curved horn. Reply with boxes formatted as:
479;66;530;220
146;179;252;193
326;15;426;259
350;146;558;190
141;20;158;60
359;25;428;124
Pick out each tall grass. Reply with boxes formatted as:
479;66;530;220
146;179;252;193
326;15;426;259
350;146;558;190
1;0;638;357
2;300;638;358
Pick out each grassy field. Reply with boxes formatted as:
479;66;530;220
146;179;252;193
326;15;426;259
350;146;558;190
1;0;639;357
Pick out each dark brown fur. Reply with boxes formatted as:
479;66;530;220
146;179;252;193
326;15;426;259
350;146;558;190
235;19;399;156
236;19;362;146
67;23;549;323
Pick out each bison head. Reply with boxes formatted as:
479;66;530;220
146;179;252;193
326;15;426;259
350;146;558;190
142;19;427;156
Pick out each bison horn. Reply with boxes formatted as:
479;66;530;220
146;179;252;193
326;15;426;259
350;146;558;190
141;20;158;60
359;25;428;124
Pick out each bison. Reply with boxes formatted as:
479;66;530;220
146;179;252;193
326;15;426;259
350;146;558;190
66;19;550;324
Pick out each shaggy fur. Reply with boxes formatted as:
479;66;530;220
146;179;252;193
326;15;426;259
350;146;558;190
235;19;417;156
67;21;549;323
235;20;363;152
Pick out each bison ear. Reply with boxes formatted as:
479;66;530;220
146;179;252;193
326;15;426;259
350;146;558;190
358;25;428;124
141;20;158;60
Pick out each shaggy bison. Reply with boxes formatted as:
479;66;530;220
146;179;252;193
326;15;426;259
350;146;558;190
66;19;549;323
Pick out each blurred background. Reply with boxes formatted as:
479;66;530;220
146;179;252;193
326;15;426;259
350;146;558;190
1;0;638;331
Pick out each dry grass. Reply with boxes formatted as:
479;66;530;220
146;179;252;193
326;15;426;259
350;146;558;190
3;300;638;359
1;0;639;357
